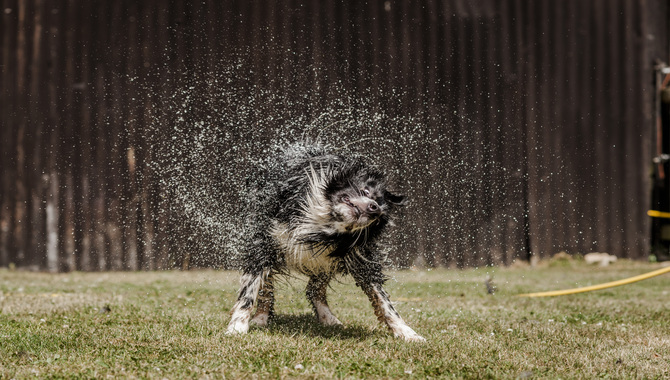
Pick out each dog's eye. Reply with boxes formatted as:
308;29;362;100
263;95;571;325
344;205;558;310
362;189;371;197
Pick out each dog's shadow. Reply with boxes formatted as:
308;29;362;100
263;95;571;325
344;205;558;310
259;313;382;341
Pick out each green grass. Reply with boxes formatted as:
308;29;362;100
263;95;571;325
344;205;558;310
1;260;669;378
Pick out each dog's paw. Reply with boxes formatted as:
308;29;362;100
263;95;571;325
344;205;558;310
393;325;426;342
225;321;250;335
319;314;343;326
315;302;343;326
250;313;270;327
401;333;426;342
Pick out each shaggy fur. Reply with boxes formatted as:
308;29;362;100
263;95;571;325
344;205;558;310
226;142;425;342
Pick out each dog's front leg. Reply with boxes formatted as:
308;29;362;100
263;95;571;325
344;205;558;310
307;273;342;326
361;282;425;342
226;271;265;335
251;272;275;327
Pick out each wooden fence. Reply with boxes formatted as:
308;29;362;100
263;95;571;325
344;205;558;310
1;0;668;271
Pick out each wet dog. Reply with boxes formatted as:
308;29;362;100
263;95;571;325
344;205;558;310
226;142;425;342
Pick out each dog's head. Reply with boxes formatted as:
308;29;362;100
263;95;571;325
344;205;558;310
325;162;405;232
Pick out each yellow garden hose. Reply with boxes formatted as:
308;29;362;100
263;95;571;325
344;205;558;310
518;209;670;297
647;210;670;219
517;265;670;298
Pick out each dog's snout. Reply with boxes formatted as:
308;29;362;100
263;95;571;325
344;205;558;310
343;193;384;219
350;197;381;216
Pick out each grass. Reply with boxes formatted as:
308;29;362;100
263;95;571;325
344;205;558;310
1;259;669;379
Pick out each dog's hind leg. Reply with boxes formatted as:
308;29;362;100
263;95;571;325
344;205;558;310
306;273;342;326
226;270;268;335
250;272;275;327
360;282;425;342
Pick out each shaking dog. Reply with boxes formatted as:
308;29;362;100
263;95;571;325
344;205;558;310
226;142;425;342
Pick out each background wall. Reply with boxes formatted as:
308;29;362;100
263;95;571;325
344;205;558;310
1;0;668;271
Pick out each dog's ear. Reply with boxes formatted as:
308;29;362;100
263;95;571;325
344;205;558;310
384;191;406;206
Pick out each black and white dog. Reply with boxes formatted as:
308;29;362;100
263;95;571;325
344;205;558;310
226;142;425;342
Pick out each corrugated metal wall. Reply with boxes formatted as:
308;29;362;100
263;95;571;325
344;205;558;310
0;0;668;271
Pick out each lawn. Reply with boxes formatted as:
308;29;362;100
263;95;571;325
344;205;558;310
1;259;669;378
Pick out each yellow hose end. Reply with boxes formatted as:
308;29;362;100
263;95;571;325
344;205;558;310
648;210;670;219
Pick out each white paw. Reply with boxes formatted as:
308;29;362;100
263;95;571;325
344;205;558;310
400;332;426;342
225;319;249;335
250;313;270;327
393;325;426;342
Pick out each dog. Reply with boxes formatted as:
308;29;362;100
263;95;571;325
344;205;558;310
226;142;425;342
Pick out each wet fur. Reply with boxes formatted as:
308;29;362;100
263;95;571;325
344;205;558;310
226;142;424;342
